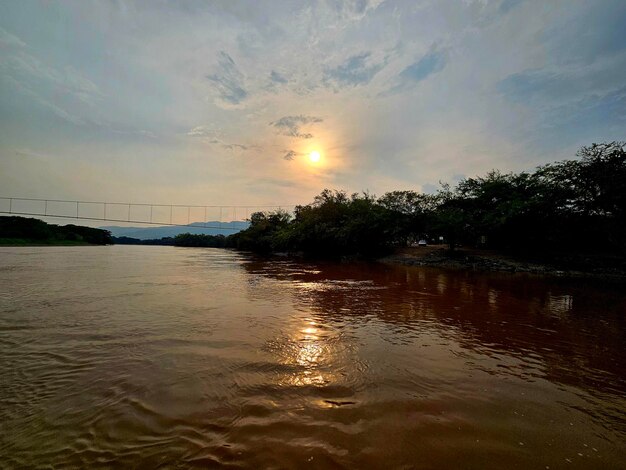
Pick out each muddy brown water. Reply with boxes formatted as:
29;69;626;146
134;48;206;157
0;246;624;469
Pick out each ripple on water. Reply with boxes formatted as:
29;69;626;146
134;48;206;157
1;247;625;468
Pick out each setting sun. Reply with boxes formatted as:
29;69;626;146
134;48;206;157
309;151;321;163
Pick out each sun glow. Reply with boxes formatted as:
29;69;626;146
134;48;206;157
309;151;321;163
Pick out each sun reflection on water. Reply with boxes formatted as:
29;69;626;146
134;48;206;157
295;342;322;366
266;317;341;387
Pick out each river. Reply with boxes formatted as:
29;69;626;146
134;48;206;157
0;246;624;469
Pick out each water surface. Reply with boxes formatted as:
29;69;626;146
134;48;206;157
0;246;624;469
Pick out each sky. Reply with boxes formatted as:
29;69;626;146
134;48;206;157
1;0;625;210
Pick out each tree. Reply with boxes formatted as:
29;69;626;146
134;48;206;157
378;190;439;244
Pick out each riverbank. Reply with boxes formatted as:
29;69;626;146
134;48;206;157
379;245;626;280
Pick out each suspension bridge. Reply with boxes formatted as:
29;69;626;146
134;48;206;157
0;197;298;232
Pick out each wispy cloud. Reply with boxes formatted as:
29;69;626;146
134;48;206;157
270;115;323;139
0;27;103;124
186;126;221;138
323;52;386;88
498;55;626;108
0;27;26;48
270;70;288;84
186;125;251;151
185;126;252;151
222;143;249;151
326;0;385;22
400;49;446;83
2;74;86;125
14;148;52;159
110;128;157;139
264;70;290;93
386;47;447;94
206;51;248;107
283;150;299;160
499;0;525;15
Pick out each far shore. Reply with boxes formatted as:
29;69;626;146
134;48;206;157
0;238;97;247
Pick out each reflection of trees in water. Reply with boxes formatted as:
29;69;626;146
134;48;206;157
240;256;626;395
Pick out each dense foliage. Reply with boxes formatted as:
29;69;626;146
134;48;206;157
227;142;626;258
112;234;227;247
0;216;112;245
111;236;175;245
173;233;227;247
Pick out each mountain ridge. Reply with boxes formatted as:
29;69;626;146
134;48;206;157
101;221;248;239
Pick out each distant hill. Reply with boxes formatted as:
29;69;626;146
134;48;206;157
100;221;249;240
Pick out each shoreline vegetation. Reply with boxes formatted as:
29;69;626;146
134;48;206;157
224;142;626;278
3;142;625;278
0;216;113;246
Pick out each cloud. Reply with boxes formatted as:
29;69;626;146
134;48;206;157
500;70;626;144
14;148;51;159
222;143;249;151
385;47;447;95
499;0;524;15
186;126;221;138
207;138;251;151
270;115;323;139
3;53;102;105
0;27;26;49
283;150;298;160
0;27;103;124
323;52;386;88
110;128;157;139
542;1;626;66
264;70;290;94
59;66;102;105
206;51;248;106
270;70;288;84
551;86;626;130
186;126;253;151
2;74;85;125
497;58;626;108
497;69;560;103
400;49;447;84
326;0;385;22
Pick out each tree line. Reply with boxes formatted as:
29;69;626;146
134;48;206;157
226;142;626;259
0;216;113;245
113;233;227;247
